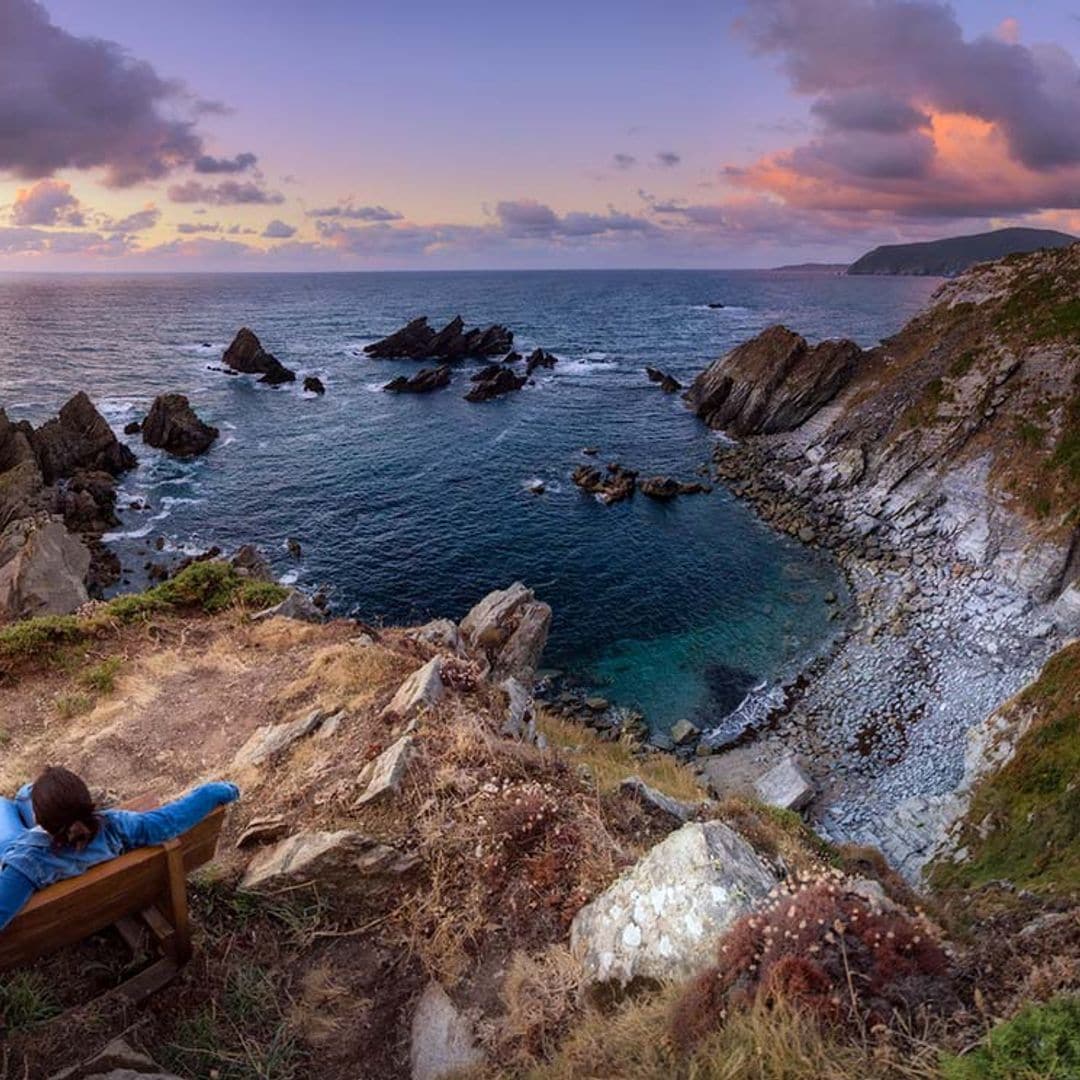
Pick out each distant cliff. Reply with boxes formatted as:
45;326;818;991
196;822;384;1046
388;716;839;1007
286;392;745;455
847;226;1075;277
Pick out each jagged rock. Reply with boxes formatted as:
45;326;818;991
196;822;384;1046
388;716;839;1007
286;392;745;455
572;463;637;505
381;656;444;720
525;348;558;375
753;756;815;812
670;718;700;745
49;1037;181;1080
460;582;552;683
303;376;326;395
355;735;414;807
0;514;91;619
620;777;697;823
364;316;513;360
123;420;142;435
384;365;451;394
686;325;862;436
30;392;136;482
241;830;420;896
250;589;325;623
236;816;288;849
141;394;218;457
639;476;680;500
410;981;485;1080
569;821;776;987
500;677;539;742
645;366;682;392
222;328;297;385
231;544;274;581
464;365;526;402
233;708;326;767
409;618;463;654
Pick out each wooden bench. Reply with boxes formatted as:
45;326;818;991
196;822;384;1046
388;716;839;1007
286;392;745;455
0;798;227;1003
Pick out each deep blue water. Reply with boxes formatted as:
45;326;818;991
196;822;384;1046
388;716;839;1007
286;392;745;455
0;270;938;732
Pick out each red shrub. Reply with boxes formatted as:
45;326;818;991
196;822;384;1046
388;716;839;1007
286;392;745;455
671;873;955;1050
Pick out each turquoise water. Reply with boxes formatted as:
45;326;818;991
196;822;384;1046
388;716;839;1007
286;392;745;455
0;269;938;732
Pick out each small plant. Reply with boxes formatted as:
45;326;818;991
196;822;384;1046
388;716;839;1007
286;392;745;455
941;996;1080;1080
79;655;122;694
671;873;953;1051
0;971;61;1031
54;691;94;719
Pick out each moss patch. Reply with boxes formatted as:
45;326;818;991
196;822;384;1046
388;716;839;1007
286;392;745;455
929;642;1080;897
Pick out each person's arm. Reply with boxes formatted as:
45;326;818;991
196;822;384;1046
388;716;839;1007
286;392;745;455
0;865;36;933
108;782;240;851
14;783;34;828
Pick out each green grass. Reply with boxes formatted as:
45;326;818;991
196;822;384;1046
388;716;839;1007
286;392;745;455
54;691;94;719
940;997;1080;1080
78;656;122;694
930;642;1080;897
1017;420;1047;448
0;971;62;1032
0;562;290;671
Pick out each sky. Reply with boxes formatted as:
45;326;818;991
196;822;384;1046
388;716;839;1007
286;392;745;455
4;0;1080;271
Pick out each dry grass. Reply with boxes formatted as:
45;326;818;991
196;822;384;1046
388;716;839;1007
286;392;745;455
537;710;705;803
278;641;416;713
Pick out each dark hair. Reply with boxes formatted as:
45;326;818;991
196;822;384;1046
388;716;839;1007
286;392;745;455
31;766;100;850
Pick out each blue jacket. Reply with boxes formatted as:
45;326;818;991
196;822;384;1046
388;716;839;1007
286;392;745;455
0;782;239;933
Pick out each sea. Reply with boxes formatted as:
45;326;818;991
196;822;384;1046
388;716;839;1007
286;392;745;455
0;269;939;734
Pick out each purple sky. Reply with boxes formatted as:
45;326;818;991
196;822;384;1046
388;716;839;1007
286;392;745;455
3;0;1080;270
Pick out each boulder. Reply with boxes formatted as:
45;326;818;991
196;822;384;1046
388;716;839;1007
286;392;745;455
572;463;637;505
464;365;526;403
236;816;288;849
670;718;700;745
686;325;863;436
753;755;815;812
29;392;136;482
141;394;218;457
645;366;682;392
639;476;681;500
620;777;697;823
241;830;420;896
569;821;777;988
222;327;296;385
231;543;274;581
408;618;463;654
525;348;558;375
250;589;325;623
364;316;513;360
410;981;485;1080
303;375;326;395
233;708;326;767
355;735;414;807
0;514;91;619
48;1037;182;1080
384;365;452;394
123;420;142;435
459;582;552;683
381;656;444;720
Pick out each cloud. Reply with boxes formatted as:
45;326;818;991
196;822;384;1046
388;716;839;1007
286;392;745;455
105;205;160;232
167;179;285;205
261;219;296;238
0;0;219;186
0;224;131;256
612;153;637;170
10;179;84;226
193;152;258;174
177;221;220;234
306;202;403;221
495;199;655;239
656;151;681;167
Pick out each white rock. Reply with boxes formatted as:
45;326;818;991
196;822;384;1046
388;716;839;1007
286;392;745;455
250;588;325;623
570;820;776;988
753;756;815;812
233;708;325;767
670;718;700;745
409;618;463;654
0;514;90;619
355;735;414;807
410;981;484;1080
500;676;537;741
381;656;444;721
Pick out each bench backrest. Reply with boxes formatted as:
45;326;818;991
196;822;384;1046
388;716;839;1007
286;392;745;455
0;804;225;971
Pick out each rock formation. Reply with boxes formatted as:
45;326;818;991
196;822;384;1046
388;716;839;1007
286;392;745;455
364;316;513;360
459;582;552;683
571;463;638;504
685;325;862;436
0;513;91;619
141;394;219;457
638;475;708;499
525;348;558;375
384;365;452;394
464;365;526;402
222;328;297;385
645;366;682;392
303;375;326;395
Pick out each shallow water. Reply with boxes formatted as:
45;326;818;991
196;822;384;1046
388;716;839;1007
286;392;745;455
0;269;938;732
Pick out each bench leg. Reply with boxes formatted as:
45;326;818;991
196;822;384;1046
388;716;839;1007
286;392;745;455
162;840;192;965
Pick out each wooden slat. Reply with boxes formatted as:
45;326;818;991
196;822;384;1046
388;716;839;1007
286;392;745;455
0;805;225;971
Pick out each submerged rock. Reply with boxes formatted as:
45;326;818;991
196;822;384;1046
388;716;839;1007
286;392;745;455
685;325;862;436
364;316;513;360
141;394;219;457
464;365;526;402
303;375;326;395
570;820;777;987
222;327;297;385
525;348;558;375
384;365;451;394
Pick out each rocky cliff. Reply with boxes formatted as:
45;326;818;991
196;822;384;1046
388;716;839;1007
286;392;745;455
686;243;1080;877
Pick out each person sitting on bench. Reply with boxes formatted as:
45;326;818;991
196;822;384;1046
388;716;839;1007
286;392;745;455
0;767;239;933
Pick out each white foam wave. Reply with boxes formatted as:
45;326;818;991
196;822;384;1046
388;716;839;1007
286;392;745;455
279;569;300;586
